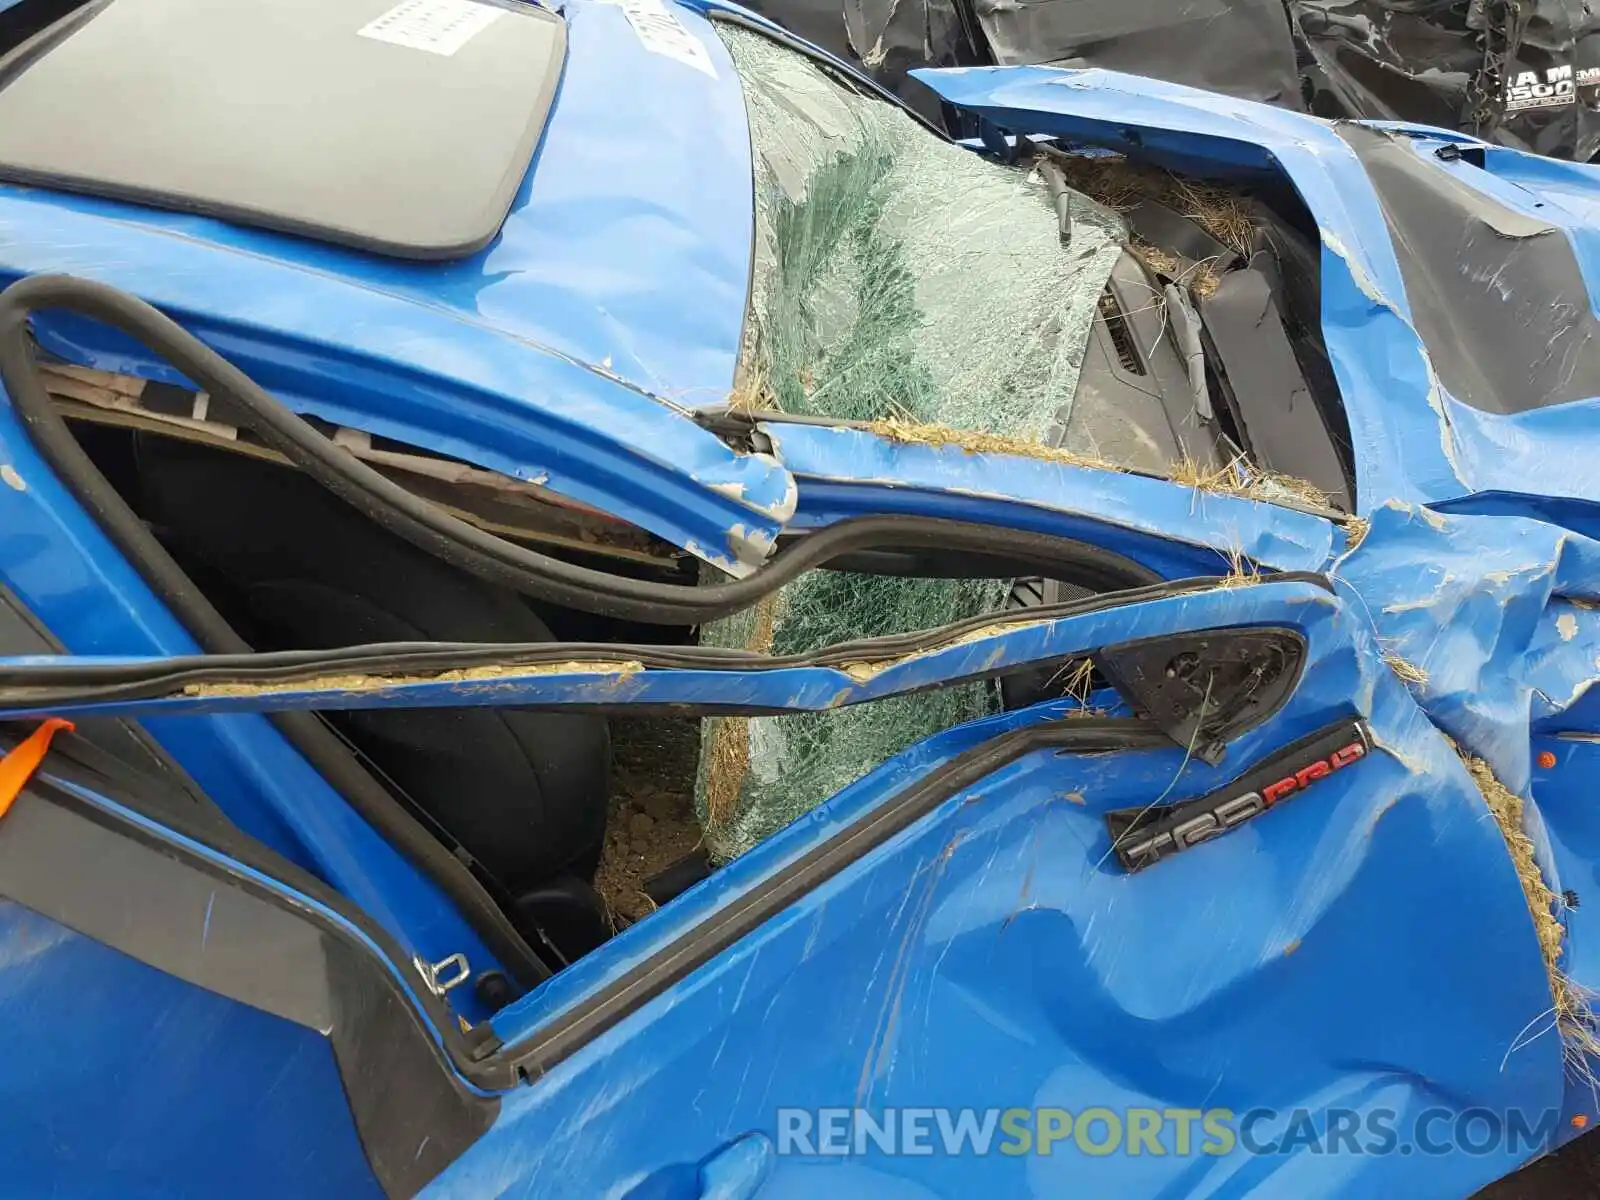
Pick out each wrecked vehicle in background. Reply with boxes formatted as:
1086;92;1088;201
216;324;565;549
2;0;1600;1195
733;0;1306;118
1293;0;1600;160
742;0;1600;160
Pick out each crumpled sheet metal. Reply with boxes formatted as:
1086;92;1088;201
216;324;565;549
764;420;1339;575
1530;732;1600;1128
909;66;1600;511
1526;600;1600;730
458;574;1560;1198
1291;0;1600;162
1442;391;1600;512
1337;500;1600;796
1333;496;1600;1138
446;70;1600;1187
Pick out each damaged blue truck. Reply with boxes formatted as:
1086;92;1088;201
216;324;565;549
3;0;1600;1195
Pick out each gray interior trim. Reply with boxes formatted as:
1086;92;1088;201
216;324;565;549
0;0;566;258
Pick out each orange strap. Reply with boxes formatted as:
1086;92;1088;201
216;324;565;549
0;718;74;819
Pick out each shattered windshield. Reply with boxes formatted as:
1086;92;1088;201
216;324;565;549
721;23;1121;431
697;24;1122;860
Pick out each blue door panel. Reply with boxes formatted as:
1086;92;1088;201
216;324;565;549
429;589;1557;1199
0;899;382;1199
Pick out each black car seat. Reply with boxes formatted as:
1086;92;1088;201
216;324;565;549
132;435;612;957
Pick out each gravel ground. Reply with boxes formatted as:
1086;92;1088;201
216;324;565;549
592;716;704;924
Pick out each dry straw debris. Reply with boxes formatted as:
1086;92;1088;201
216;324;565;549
866;418;1128;472
701;594;778;830
1459;750;1600;1066
863;428;1337;516
1043;151;1256;254
1381;653;1429;687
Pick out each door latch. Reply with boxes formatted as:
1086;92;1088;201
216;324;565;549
414;952;471;997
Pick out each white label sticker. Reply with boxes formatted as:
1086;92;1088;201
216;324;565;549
358;0;505;56
1505;63;1576;112
597;0;716;78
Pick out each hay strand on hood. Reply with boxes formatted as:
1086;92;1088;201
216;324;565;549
1381;652;1429;687
728;363;774;414
1218;540;1262;589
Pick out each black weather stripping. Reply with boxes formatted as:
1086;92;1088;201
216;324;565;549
499;718;1171;1080
0;576;1335;714
0;275;1161;625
